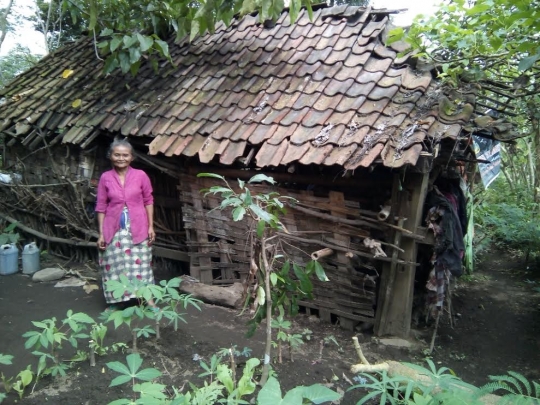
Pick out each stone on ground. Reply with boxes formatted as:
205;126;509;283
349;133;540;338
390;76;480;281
32;268;66;282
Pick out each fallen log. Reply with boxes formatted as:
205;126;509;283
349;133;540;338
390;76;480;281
349;337;501;405
179;276;244;308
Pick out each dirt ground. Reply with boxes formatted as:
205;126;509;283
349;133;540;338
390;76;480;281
0;249;539;404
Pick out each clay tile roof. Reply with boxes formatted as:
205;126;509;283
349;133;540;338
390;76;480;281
0;5;478;169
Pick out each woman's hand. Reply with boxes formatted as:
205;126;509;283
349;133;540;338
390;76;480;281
97;235;107;251
148;226;156;245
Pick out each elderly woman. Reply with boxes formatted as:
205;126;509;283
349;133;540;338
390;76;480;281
96;139;157;310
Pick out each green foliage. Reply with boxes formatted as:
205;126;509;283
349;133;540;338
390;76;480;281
22;310;95;379
0;45;41;89
476;202;540;258
478;371;540;404
31;0;86;52
198;354;221;381
11;368;33;400
257;376;341;405
198;173;330;384
107;353;162;387
394;0;540;85
63;0;316;74
105;353;335;405
0;221;20;245
350;359;540;405
0;354;13;365
103;276;202;350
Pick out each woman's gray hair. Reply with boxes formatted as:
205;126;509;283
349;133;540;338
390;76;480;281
107;139;134;159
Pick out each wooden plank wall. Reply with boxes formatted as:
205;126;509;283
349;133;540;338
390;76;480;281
180;173;382;325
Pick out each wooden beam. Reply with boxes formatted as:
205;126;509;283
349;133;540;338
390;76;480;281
153;247;189;262
187;165;391;189
375;171;430;338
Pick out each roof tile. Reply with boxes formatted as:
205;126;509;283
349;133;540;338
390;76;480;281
280;142;311;165
0;6;469;171
230;122;258;141
323;144;357;166
220;140;247;164
280;106;310;126
357;97;391;114
246;123;275;144
302;109;334;128
198;137;223;163
299;143;334;165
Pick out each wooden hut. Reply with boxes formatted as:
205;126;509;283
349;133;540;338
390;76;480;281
0;5;516;337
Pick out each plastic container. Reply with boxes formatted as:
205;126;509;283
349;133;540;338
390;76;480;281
22;242;40;275
0;243;19;275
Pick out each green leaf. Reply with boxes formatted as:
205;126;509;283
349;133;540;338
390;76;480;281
190;19;201;41
137;34;154;52
248;174;276;184
270;272;278;286
129;46;142;64
3;222;17;233
108;399;131;405
249;204;274;222
118;51;131;74
99;28;113;36
69;312;95;324
197;173;225;180
244;188;253;205
109;374;132;387
216;364;234;394
386;27;405;45
232;206;246;221
122;35;138;49
0;354;13;365
312;260;329;282
257;376;283;405
136;368;162;381
103;55;119;74
106;361;131;376
256;220;266;238
518;53;540;71
134;382;168;399
18;369;33;386
155;39;170;58
301;384;341;404
110;36;122;52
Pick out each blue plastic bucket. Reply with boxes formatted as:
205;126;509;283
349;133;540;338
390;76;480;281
0;244;19;275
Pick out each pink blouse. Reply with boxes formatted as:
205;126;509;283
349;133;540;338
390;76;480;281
95;167;154;245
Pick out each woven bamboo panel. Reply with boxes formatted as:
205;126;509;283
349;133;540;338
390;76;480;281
179;173;381;320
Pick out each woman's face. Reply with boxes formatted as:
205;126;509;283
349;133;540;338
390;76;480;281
110;145;133;170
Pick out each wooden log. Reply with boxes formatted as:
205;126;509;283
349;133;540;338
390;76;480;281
179;277;244;308
0;212;96;247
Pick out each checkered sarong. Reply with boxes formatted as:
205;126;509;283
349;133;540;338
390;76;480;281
99;227;154;304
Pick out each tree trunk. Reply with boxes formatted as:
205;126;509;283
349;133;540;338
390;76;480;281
0;0;14;52
259;236;273;386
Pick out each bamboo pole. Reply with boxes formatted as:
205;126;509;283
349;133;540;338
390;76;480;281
276;232;418;267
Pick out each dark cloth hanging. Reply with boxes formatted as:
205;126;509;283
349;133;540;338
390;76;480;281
425;192;465;277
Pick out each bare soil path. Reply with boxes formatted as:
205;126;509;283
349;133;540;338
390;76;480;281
0;250;538;404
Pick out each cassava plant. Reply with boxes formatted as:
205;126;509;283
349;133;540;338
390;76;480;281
22;310;95;389
198;173;330;385
104;276;202;351
0;354;14;403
